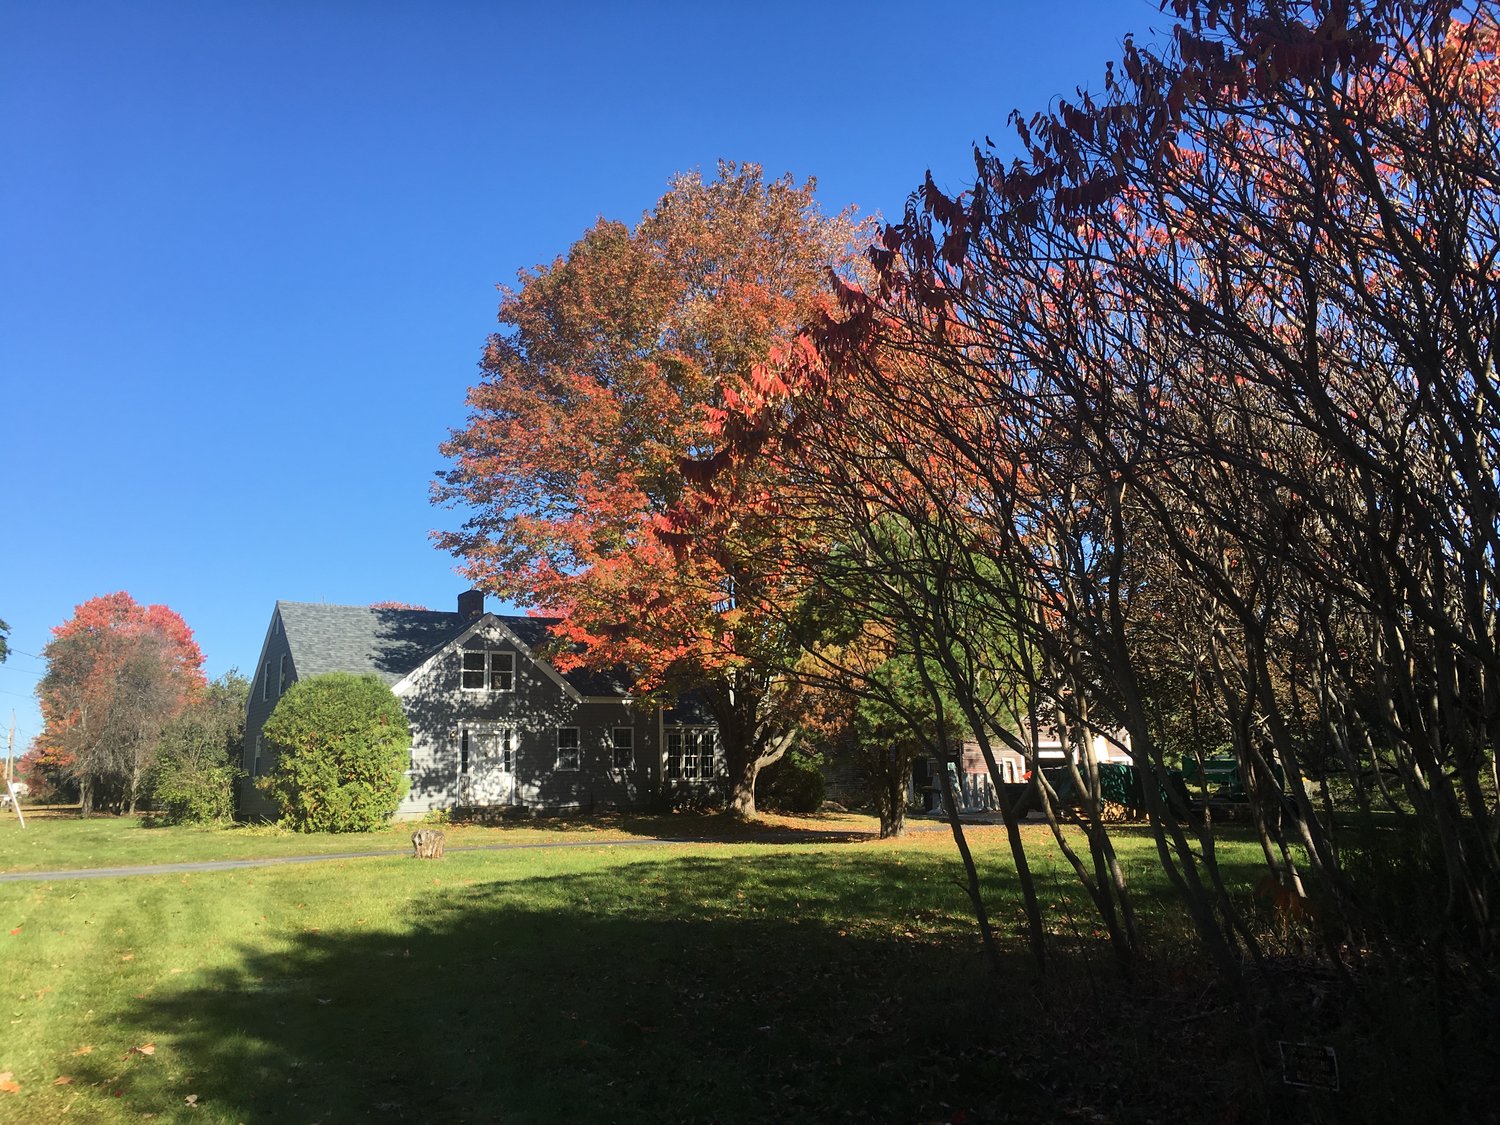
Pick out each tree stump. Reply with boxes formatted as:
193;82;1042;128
412;829;446;859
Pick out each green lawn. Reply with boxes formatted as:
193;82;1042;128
0;810;675;874
0;815;1422;1122
0;808;895;875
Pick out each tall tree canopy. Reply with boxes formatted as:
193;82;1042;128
36;592;205;815
436;161;868;817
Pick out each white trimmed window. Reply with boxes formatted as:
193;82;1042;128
261;661;271;701
461;649;515;691
253;734;263;776
610;726;634;771
665;727;717;781
556;727;580;770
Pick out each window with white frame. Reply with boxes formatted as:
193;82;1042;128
253;734;263;776
610;726;634;770
665;726;716;781
556;727;580;770
461;648;515;691
261;661;271;701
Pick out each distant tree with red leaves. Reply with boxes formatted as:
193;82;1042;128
436;162;868;818
35;593;205;815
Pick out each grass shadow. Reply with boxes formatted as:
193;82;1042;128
66;851;1262;1123
448;809;882;846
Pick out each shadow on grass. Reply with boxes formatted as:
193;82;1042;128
453;809;882;846
71;852;1262;1124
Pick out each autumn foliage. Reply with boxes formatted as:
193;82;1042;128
34;592;206;815
436;162;868;817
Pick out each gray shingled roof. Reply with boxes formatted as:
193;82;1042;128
275;602;630;696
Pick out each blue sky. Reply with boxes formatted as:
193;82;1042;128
0;0;1161;754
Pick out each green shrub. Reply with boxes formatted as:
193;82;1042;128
148;671;248;825
151;755;240;825
757;748;826;814
260;672;411;832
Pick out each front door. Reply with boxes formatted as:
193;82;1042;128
460;725;515;806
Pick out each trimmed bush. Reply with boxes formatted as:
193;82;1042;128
757;747;826;814
261;672;411;832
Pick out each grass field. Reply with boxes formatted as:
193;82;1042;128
0;813;1423;1122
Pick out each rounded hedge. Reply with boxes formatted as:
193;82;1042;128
757;747;826;814
261;672;411;832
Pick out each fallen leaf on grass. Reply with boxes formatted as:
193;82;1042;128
71;1046;93;1056
53;1076;71;1086
119;953;134;962
7;928;19;936
184;1094;199;1107
127;1043;156;1057
0;1072;18;1093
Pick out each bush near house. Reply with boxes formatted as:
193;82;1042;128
260;672;411;832
148;671;248;825
756;747;826;814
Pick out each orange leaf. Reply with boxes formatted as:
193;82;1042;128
127;1043;156;1057
7;928;19;936
53;1076;72;1086
70;1046;93;1056
0;1072;18;1094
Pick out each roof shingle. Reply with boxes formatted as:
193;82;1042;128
275;602;628;696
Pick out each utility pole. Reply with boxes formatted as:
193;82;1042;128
6;712;24;828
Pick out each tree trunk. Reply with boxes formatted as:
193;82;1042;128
726;753;761;820
939;752;1002;974
880;771;908;838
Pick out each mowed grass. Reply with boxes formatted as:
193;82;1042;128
0;809;698;874
1;817;1281;1123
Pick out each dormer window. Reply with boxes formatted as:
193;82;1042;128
462;649;515;691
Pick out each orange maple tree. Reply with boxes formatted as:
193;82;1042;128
33;592;205;815
435;162;868;817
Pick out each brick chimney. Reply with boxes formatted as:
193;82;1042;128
457;589;485;620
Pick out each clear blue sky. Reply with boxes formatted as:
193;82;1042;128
0;0;1164;754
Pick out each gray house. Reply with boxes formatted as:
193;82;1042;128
239;592;719;819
